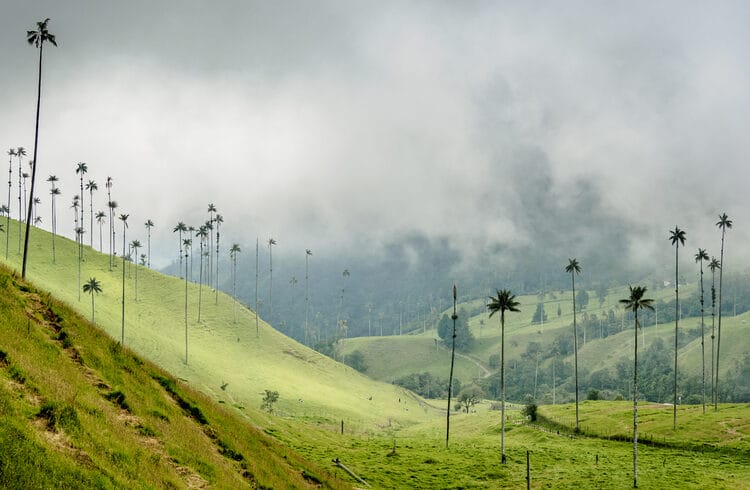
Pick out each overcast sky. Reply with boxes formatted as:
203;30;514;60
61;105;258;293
1;1;748;272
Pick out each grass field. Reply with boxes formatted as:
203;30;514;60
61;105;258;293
2;219;749;488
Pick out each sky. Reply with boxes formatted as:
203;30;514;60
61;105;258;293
1;1;749;275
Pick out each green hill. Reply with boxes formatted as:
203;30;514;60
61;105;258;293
0;262;347;488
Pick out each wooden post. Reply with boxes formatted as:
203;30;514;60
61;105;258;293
526;450;530;490
341;420;344;435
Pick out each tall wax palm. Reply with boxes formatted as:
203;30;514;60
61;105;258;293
708;257;720;404
16;147;26;253
105;177;113;268
131;240;142;301
207;204;216;285
22;19;57;278
268;237;277;321
173;222;187;277
230;243;241;323
487;289;520;464
715;213;732;410
107;200;117;270
183;239;189;364
144;219;154;268
119;214;129;345
95;211;106;252
75;226;83;300
5;149;14;259
82;277;102;323
446;284;459;448
695;248;709;413
565;258;582;431
620;285;654;489
75;162;87;259
195;226;208;322
47;176;59;262
305;248;312;344
85;179;97;247
214;214;223;304
22;172;29;221
187;225;195;281
669;225;686;429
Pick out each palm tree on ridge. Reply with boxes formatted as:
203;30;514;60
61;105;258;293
230;243;241;323
21;19;57;278
83;277;102;323
85;179;97;247
708;257;720;404
268;237;277;321
5;149;14;259
565;258;582;432
669;225;686;429
119;214;129;344
695;248;709;413
131;239;142;301
95;211;106;252
714;213;732;410
214;214;223;304
173;221;187;277
487;288;521;464
620;285;654;489
144;219;154;268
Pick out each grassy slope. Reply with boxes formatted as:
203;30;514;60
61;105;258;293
0;263;348;488
0;220;432;433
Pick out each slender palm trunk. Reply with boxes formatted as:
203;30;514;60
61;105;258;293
710;274;716;405
232;254;237;323
108;190;112;271
198;240;204;322
445;306;457;449
17;155;22;253
98;221;103;253
185;250;189;364
269;244;274;322
305;253;309;344
715;233;726;410
79;177;84;262
633;309;639;488
147;229;151;268
571;273;579;432
134;254;138;302
91;293;95;323
21;44;44;278
500;309;507;464
674;245;679;429
50;192;56;263
215;225;220;304
88;190;93;248
699;259;706;414
121;223;126;345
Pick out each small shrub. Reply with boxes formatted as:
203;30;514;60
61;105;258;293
261;390;279;413
136;424;157;437
521;398;538;422
38;401;80;432
105;390;130;411
9;365;26;384
0;350;8;366
587;389;601;401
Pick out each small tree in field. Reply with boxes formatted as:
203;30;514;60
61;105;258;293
261;390;279;413
82;277;102;323
456;385;483;413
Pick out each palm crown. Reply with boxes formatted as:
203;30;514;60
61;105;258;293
620;285;654;314
669;226;686;247
565;258;581;275
27;18;57;47
487;289;520;317
695;248;709;263
716;213;732;231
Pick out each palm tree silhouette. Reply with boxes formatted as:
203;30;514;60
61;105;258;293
487;288;521;464
95;211;106;252
85;179;97;247
144;219;154;268
183;238;190;364
446;284;459;448
131;240;142;301
75;226;83;300
268;237;277;321
82;277;102;323
564;258;582;432
207;203;216;284
230;243;241;323
105;177;113;268
173;221;187;277
214;214;223;304
119;213;129;345
16;147;26;254
195;225;208;322
47;175;59;263
22;172;29;221
5;148;14;259
668;226;686;429
21;18;57;278
187;225;195;281
708;257;720;404
695;248;709;413
620;285;654;489
75;162;87;260
714;213;732;410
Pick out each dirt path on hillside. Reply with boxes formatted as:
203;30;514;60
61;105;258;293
437;344;493;378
